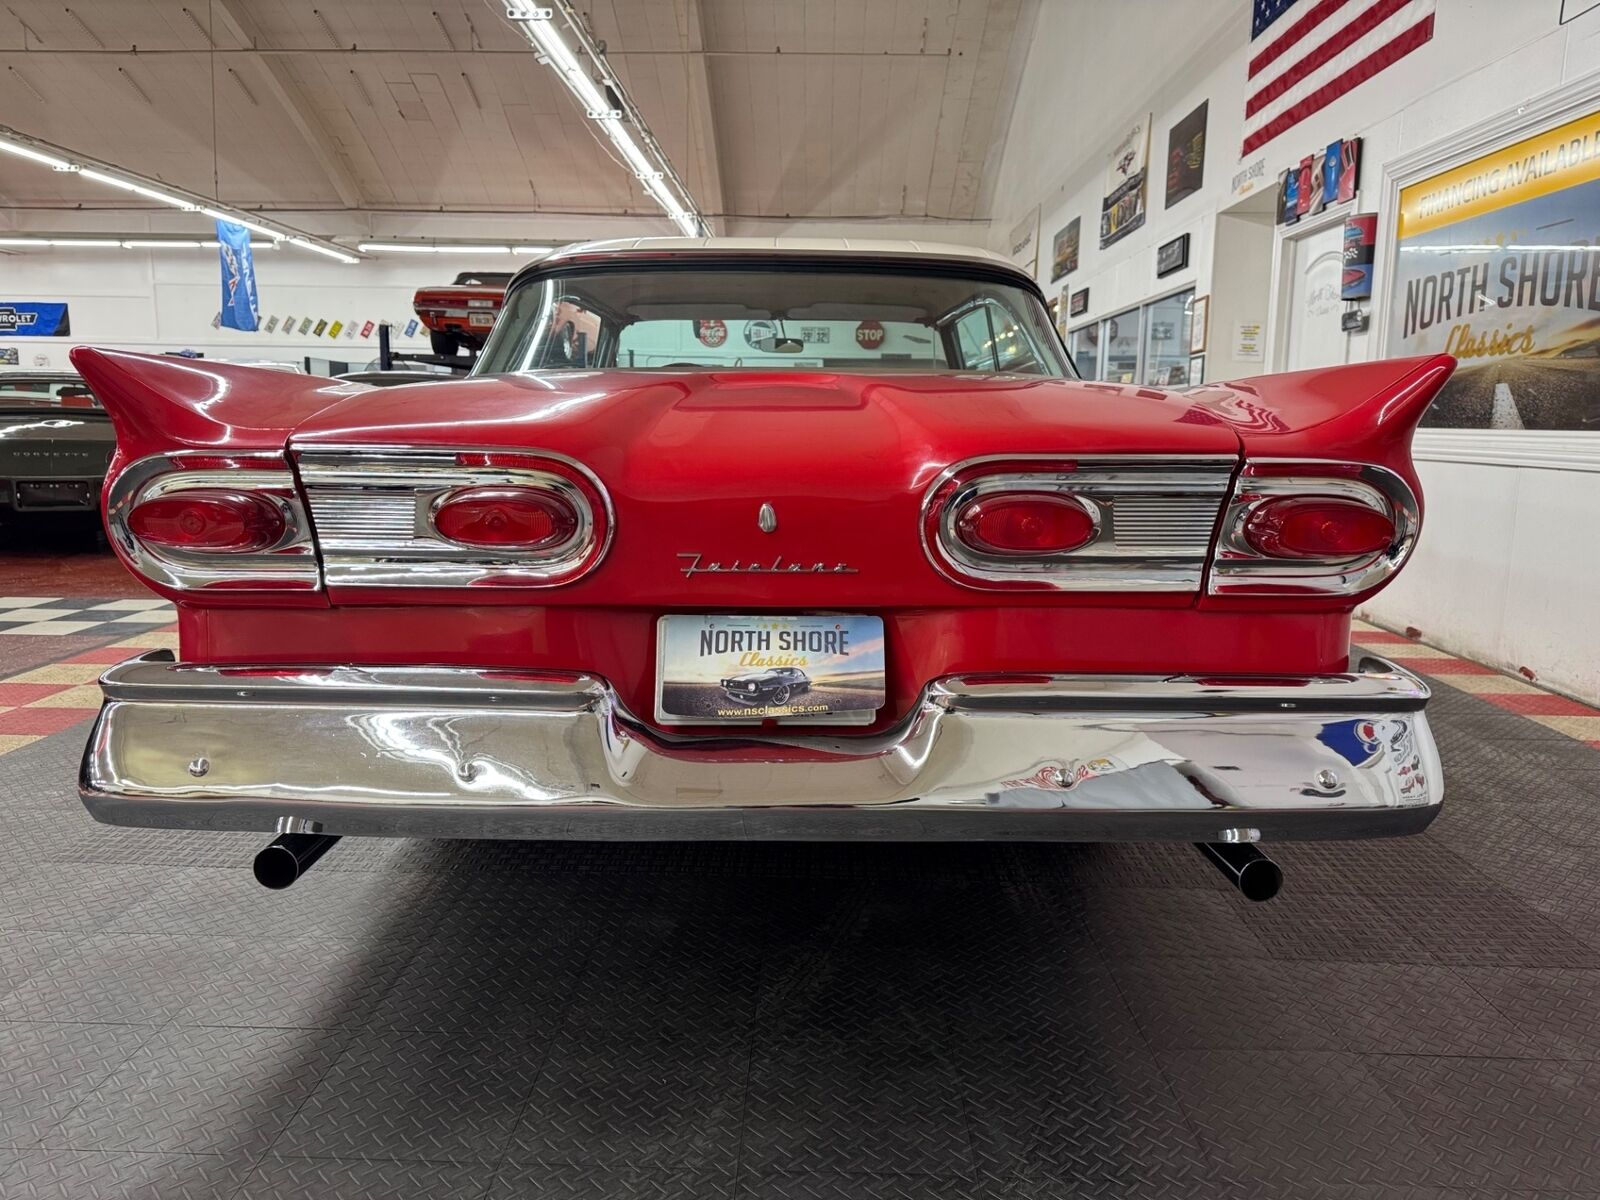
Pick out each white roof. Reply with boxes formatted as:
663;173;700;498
533;236;1028;280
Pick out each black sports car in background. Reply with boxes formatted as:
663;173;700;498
719;666;812;705
0;372;115;516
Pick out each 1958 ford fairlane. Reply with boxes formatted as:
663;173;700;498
70;238;1451;898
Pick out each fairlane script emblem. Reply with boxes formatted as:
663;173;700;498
677;554;858;578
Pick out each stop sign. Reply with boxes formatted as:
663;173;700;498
855;320;885;350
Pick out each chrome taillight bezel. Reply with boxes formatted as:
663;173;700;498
1208;460;1420;597
921;455;1237;591
296;446;612;589
106;451;319;593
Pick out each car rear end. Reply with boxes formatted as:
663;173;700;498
412;272;512;353
0;377;114;514
68;245;1450;863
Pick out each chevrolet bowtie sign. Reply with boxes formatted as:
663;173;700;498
0;303;71;337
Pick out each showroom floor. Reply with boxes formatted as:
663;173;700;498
2;550;1600;1198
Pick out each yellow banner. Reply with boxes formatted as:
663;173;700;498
1398;108;1600;239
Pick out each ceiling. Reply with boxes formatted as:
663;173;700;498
0;0;1038;234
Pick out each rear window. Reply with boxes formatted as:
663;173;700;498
475;262;1072;377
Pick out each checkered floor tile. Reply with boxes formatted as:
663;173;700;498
0;617;175;757
0;597;175;637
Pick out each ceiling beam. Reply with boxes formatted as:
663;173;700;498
678;0;725;229
207;0;363;210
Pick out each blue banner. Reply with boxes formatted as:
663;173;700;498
0;302;70;337
215;219;261;332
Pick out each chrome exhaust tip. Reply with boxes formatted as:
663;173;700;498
253;832;340;889
1196;840;1282;902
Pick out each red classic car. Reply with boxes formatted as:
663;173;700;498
71;239;1450;899
412;270;513;357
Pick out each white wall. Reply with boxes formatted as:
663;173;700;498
990;0;1600;702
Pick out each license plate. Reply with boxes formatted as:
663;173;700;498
656;614;885;725
469;312;495;327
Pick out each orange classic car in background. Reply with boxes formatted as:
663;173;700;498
411;270;513;357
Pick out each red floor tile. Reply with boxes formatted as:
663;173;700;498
0;706;98;735
1482;691;1600;717
0;683;69;705
61;646;145;665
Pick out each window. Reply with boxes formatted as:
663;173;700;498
1140;290;1195;386
477;264;1074;377
1101;307;1142;384
1070;290;1195;387
1067;323;1101;380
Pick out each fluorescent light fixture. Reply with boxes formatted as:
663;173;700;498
0;236;263;251
198;208;284;242
521;17;612;115
0;125;359;262
0;141;75;171
357;242;523;254
78;169;198;211
0;236;122;247
287;236;360;264
506;5;704;236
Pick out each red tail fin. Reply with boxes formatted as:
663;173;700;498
70;348;362;463
1186;353;1455;474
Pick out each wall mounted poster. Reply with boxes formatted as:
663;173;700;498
1008;205;1041;275
1388;107;1600;431
1165;101;1208;209
1156;233;1190;278
1100;115;1150;249
1342;214;1378;300
1050;217;1080;282
0;303;70;336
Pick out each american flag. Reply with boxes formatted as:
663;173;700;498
1244;0;1436;156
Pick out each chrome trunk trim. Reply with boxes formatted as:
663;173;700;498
80;653;1441;843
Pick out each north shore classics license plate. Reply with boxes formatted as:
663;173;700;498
655;614;886;726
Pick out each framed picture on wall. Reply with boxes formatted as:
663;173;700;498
1189;295;1209;353
1188;354;1204;384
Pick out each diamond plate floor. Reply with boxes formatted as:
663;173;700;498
3;678;1600;1198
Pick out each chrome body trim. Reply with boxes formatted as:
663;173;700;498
296;444;612;589
1209;461;1421;596
922;455;1237;591
80;653;1441;843
105;452;320;593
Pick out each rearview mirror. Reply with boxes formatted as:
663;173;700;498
755;336;807;354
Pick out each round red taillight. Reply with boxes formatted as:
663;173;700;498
127;490;287;552
954;492;1097;556
432;486;578;550
1243;496;1396;560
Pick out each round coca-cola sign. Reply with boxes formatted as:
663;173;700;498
696;319;727;348
854;320;886;351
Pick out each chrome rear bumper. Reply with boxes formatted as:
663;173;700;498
79;653;1441;842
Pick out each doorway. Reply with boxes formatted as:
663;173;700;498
1208;190;1276;383
1272;204;1353;372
